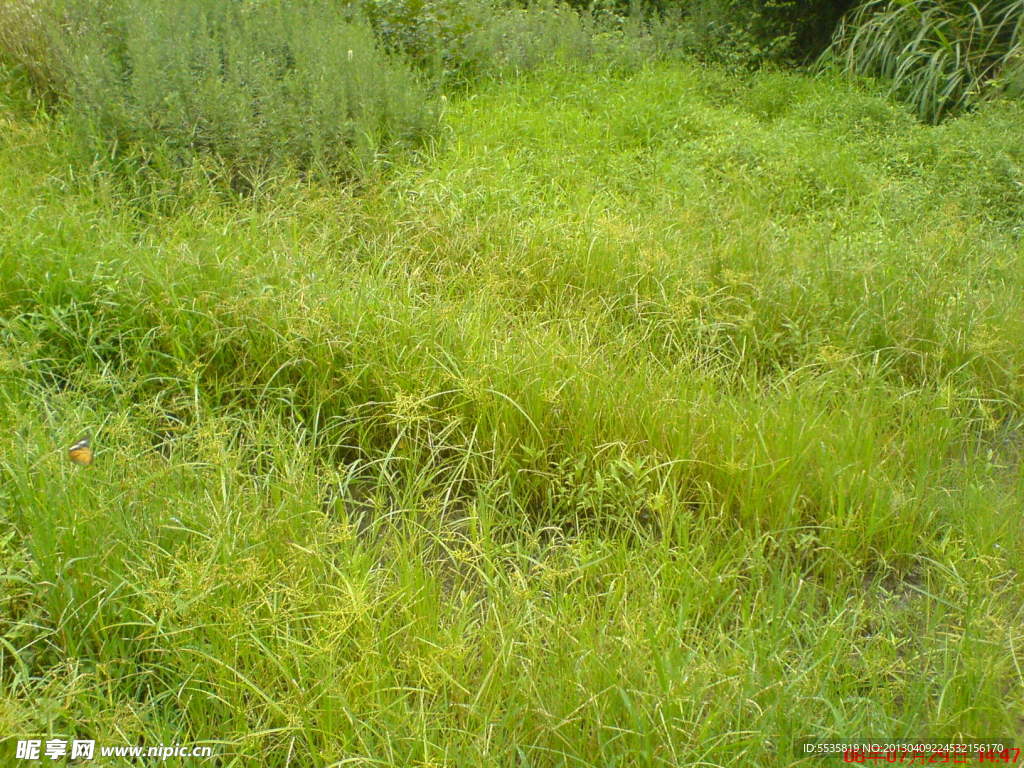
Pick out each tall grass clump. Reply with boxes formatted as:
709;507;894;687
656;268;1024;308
36;0;438;180
0;0;67;95
828;0;1024;122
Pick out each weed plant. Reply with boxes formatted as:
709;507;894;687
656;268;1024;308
1;58;1022;763
2;0;439;180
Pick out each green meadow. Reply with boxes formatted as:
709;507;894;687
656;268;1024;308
1;9;1023;766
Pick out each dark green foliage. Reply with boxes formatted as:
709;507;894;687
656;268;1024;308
683;0;857;63
550;0;857;63
775;0;860;56
355;0;492;71
353;0;668;82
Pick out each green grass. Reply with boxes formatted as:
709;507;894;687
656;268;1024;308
1;59;1023;766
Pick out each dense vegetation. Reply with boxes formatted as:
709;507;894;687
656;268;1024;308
1;0;1022;765
829;0;1024;122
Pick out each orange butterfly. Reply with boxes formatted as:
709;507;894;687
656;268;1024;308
68;437;94;466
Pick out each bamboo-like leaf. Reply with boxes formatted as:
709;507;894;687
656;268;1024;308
823;0;1024;122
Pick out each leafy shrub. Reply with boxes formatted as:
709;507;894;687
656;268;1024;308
650;0;857;65
680;0;791;65
13;0;439;179
827;0;1024;122
355;0;650;80
355;0;492;72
